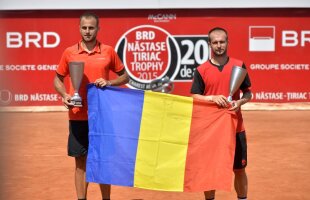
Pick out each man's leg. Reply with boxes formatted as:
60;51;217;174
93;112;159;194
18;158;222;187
68;121;89;199
75;155;88;199
100;184;111;200
204;190;215;200
234;168;248;199
233;131;248;199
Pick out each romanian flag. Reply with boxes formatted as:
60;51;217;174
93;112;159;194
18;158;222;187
86;85;238;192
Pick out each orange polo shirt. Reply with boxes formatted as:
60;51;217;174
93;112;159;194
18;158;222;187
56;41;124;120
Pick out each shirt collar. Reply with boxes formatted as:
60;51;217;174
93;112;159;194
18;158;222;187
78;40;101;54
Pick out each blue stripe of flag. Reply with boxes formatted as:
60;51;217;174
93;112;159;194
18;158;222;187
86;85;144;186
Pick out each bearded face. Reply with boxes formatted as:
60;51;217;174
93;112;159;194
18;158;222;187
208;30;228;57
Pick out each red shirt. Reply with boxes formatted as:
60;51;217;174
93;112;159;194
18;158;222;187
57;41;124;120
191;57;251;132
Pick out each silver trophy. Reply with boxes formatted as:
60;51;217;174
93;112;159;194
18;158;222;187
150;76;174;93
228;66;247;102
69;61;84;107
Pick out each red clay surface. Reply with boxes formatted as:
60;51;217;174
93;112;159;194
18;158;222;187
0;111;309;200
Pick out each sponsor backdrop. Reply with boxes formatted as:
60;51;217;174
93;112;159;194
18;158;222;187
0;9;309;108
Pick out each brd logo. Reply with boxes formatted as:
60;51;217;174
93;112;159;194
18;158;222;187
6;32;60;48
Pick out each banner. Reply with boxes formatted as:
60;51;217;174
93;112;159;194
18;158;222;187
0;9;309;108
86;85;237;192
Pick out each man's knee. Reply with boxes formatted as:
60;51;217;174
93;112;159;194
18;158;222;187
234;168;245;174
75;156;87;169
234;168;246;176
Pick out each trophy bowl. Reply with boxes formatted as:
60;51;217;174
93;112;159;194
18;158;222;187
228;66;247;102
69;61;84;107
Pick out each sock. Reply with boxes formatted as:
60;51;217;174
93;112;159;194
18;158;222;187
238;197;247;200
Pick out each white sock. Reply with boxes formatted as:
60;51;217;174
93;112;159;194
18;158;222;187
238;198;247;200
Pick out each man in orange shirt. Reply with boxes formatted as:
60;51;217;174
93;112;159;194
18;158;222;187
54;12;129;200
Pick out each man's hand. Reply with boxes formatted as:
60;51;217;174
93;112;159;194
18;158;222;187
62;93;74;109
228;91;252;111
211;95;230;108
228;100;241;111
94;78;111;88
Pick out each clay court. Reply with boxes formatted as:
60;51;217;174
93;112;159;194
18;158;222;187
0;110;309;200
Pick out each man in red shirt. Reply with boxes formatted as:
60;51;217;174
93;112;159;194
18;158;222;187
54;12;129;200
191;27;252;200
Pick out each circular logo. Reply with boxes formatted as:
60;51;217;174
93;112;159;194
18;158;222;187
0;89;12;106
115;25;180;90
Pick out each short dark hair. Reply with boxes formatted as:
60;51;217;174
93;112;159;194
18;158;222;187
80;12;99;27
208;27;228;42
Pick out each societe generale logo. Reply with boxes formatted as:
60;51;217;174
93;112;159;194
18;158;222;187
249;26;310;52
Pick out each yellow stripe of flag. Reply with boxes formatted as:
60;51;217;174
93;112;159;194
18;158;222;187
134;91;193;191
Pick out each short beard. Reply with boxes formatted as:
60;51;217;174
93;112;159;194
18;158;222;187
213;49;227;57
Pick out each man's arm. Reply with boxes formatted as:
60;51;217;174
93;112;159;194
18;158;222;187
53;73;73;108
94;69;129;87
228;89;252;111
191;69;230;108
192;94;230;108
238;90;252;105
110;69;129;86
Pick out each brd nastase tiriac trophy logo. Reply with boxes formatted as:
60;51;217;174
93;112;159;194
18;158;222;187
115;25;210;90
116;25;180;90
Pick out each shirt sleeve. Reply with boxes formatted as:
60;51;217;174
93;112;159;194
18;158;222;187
110;47;125;73
240;63;252;92
56;49;69;77
190;69;205;95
